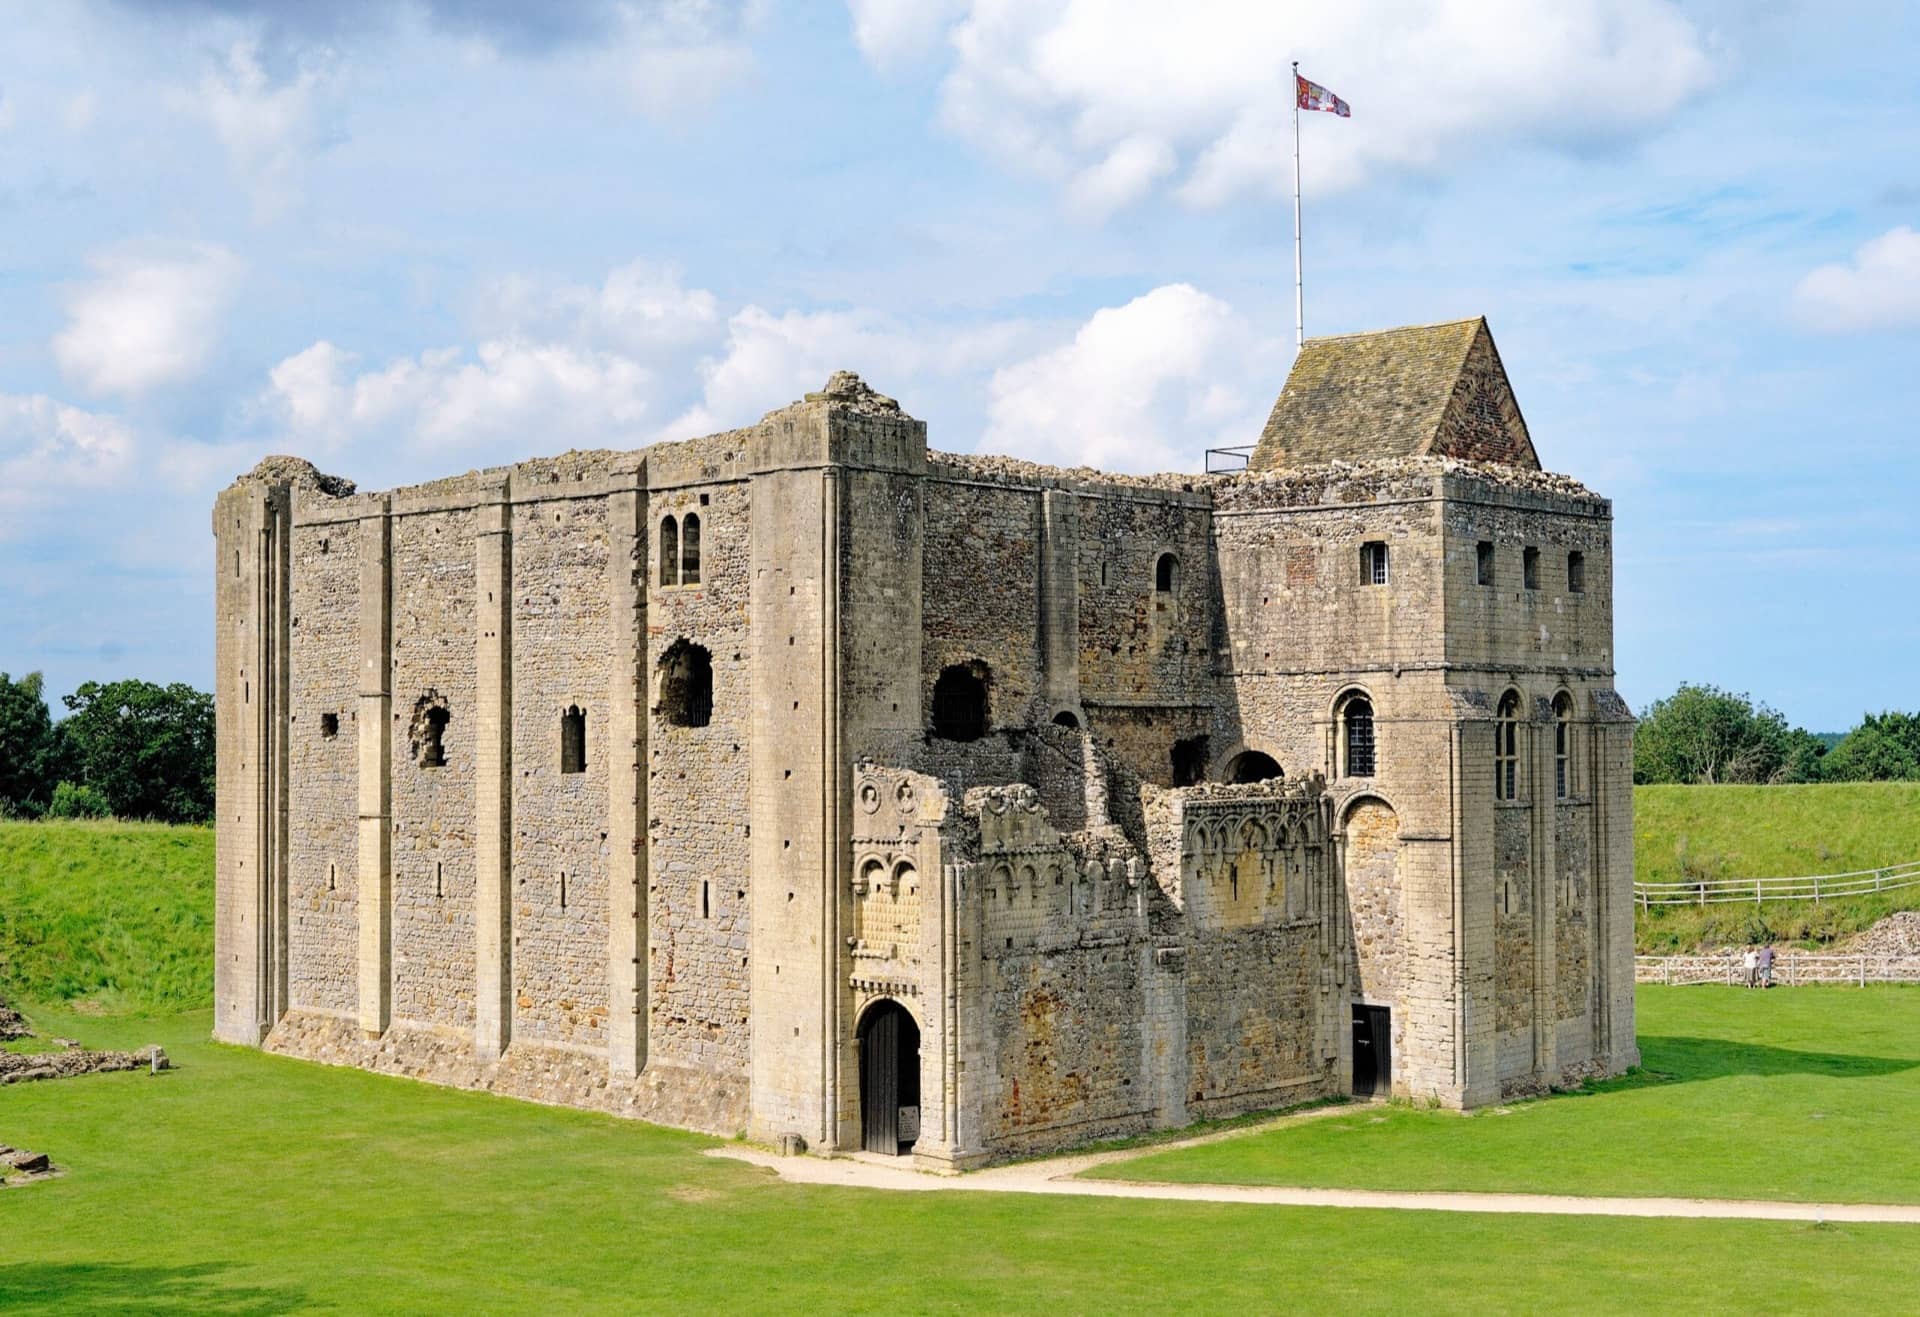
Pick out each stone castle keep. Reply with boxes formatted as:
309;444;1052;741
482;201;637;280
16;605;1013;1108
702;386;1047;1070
214;316;1637;1166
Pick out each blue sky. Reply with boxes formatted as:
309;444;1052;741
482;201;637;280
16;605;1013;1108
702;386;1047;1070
1;0;1916;730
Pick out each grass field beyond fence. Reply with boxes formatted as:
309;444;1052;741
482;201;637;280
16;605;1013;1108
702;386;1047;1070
1634;784;1920;951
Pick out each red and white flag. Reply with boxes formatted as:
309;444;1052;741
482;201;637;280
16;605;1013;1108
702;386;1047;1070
1296;74;1350;118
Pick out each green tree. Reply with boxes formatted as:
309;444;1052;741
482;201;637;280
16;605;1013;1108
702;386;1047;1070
56;679;215;823
0;671;59;813
1633;683;1820;785
1821;712;1920;782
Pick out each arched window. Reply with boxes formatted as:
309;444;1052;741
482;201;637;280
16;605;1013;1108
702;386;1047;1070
1340;694;1376;778
1155;552;1180;595
659;516;679;587
1051;710;1080;730
681;512;702;585
1553;691;1573;799
411;694;450;769
561;705;586;774
930;663;989;742
1224;750;1282;783
1495;690;1522;801
658;639;713;728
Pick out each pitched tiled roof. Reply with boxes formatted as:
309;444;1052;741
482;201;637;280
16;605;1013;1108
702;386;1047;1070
1249;317;1537;472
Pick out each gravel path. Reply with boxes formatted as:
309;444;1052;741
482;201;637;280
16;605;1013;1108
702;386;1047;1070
710;1109;1920;1224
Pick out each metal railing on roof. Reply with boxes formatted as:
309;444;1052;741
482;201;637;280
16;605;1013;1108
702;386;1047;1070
1204;444;1256;473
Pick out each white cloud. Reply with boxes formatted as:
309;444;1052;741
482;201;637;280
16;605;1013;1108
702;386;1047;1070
0;394;138;521
0;88;15;133
668;302;1031;438
52;243;243;397
263;337;661;458
475;261;722;356
981;283;1277;472
875;0;1717;216
178;40;331;215
62;90;97;133
1793;227;1920;333
848;0;967;71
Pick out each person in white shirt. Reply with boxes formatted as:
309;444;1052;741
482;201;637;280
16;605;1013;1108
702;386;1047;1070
1743;946;1760;988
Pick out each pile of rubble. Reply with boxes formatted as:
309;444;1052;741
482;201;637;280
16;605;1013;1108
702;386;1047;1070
0;1041;170;1084
0;995;170;1085
0;1143;54;1185
1849;911;1920;956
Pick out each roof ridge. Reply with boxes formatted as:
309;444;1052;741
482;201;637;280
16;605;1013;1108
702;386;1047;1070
1302;316;1483;345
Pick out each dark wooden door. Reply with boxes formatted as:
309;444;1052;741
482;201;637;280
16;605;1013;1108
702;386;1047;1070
861;1006;901;1154
1352;1004;1390;1098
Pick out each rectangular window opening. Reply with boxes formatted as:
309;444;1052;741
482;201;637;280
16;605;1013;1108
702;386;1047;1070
1522;546;1540;590
1568;550;1586;593
1476;540;1495;586
1361;541;1390;586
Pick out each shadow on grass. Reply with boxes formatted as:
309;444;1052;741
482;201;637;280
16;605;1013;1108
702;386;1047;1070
1630;1034;1918;1086
0;1263;310;1315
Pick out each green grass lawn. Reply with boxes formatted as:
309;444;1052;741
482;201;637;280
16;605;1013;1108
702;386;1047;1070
1098;986;1920;1205
0;820;212;1012
1634;783;1920;950
1;1000;1916;1314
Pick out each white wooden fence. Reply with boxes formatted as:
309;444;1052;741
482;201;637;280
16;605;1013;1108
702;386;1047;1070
1635;953;1920;986
1634;859;1920;908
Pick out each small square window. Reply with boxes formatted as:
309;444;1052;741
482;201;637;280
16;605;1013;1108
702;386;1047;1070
1522;546;1540;590
320;712;339;739
1568;551;1586;593
1361;541;1390;586
1476;541;1495;587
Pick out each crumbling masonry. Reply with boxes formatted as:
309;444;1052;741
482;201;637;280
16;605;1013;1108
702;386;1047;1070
215;317;1637;1166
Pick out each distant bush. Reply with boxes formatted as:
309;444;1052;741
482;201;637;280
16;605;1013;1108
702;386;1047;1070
48;781;112;819
1633;684;1824;785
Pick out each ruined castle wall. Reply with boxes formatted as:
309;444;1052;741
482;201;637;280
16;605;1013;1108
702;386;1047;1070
1183;922;1329;1118
507;484;613;1050
647;470;752;1077
921;478;1043;727
388;504;478;1030
286;516;360;1014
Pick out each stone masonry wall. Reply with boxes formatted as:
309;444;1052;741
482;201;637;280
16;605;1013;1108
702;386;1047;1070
509;484;613;1050
389;506;478;1030
647;473;751;1076
287;517;360;1013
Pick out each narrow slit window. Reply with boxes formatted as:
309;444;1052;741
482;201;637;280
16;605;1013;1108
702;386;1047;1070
681;512;701;585
1568;550;1586;593
701;879;711;920
1495;691;1521;801
1477;540;1495;586
1553;691;1573;799
560;871;568;910
1361;541;1390;586
434;861;444;898
561;705;586;774
1523;546;1540;590
659;516;679;587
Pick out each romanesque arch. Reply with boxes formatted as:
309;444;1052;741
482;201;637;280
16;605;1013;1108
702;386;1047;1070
856;997;922;1155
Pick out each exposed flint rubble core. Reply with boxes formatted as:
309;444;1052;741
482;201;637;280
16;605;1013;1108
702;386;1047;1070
215;320;1637;1167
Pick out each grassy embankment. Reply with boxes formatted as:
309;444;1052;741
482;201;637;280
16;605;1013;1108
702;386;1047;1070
1633;783;1920;951
0;819;212;1014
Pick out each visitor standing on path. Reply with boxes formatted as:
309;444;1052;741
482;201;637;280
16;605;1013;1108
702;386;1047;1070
1744;946;1760;988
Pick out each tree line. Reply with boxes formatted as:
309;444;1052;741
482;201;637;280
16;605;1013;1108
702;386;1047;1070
1634;683;1920;785
0;673;213;824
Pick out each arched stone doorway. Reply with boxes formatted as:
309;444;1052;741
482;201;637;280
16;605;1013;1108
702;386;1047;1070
857;999;921;1155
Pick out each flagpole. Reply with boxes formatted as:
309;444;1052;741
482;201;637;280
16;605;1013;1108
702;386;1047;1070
1292;59;1304;352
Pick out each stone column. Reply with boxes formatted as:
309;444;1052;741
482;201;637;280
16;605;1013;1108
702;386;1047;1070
1530;704;1558;1085
606;464;649;1078
356;499;394;1038
474;481;513;1060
